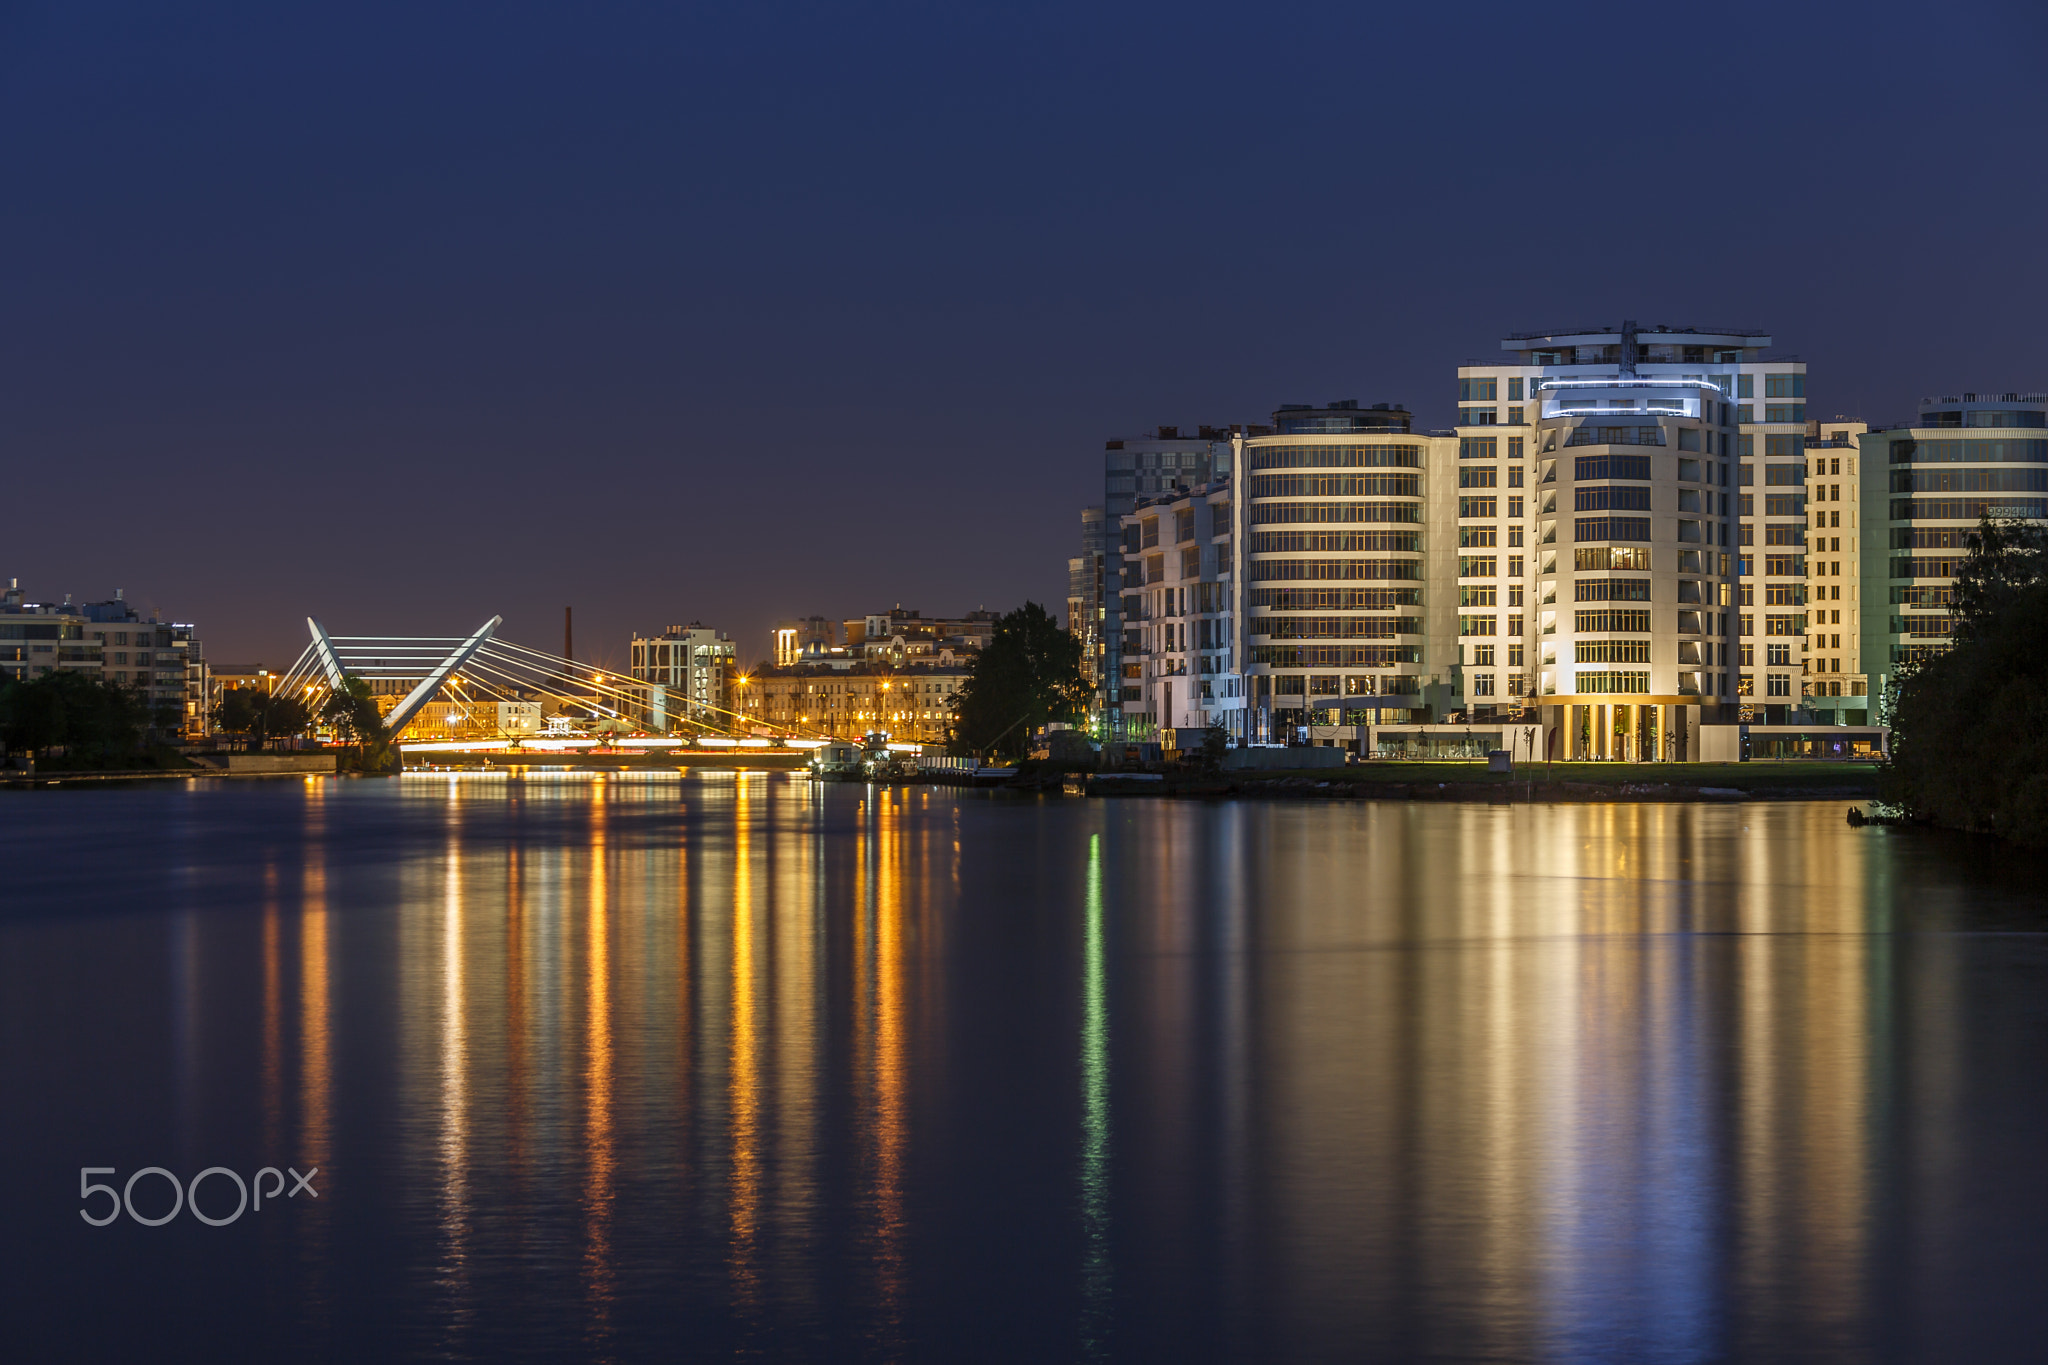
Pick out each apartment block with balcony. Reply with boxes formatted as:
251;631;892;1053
1459;324;1841;737
1116;478;1240;738
1859;392;2048;709
1101;425;1241;732
1;579;206;735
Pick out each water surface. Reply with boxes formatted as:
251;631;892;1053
2;774;2044;1362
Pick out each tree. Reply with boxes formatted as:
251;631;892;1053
1883;516;2048;845
0;672;151;767
320;676;387;745
951;602;1091;762
213;687;311;749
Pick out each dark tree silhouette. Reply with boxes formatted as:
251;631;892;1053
951;602;1090;761
1883;516;2048;845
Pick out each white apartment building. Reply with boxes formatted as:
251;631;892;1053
1116;480;1241;737
1457;323;1826;730
1100;426;1236;732
1859;393;2048;709
1229;402;1451;742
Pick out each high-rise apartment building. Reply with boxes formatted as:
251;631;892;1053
1457;324;1827;734
1859;392;2048;716
1101;426;1237;733
1804;419;1868;722
1103;323;1886;754
1231;402;1445;742
1115;479;1239;735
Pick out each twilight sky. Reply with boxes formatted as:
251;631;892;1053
5;0;2044;669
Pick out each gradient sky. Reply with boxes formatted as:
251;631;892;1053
6;0;2044;669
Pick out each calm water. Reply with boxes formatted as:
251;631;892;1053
2;775;2046;1363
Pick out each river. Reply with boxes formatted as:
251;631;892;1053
2;773;2043;1362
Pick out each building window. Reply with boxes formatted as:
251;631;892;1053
1767;674;1791;697
1507;407;1524;424
1460;378;1498;402
1458;466;1499;488
1460;438;1498;460
1765;374;1805;398
1461;408;1498;425
1507;378;1524;401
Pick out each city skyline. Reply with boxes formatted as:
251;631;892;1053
6;1;2043;666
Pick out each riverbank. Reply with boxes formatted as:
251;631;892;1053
1009;760;1881;802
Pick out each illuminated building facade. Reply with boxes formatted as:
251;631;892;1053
1231;404;1448;742
1803;419;1868;722
749;664;966;744
1101;426;1238;733
629;623;735;728
773;616;839;667
1115;478;1240;738
842;607;995;663
1069;505;1108;696
1456;324;1837;732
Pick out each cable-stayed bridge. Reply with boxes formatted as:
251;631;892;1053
268;616;821;752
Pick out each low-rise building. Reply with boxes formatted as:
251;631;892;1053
1;579;206;735
747;663;967;745
842;607;996;664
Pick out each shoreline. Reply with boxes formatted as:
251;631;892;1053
2;760;1884;805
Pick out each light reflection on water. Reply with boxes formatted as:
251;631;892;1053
2;775;2045;1362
